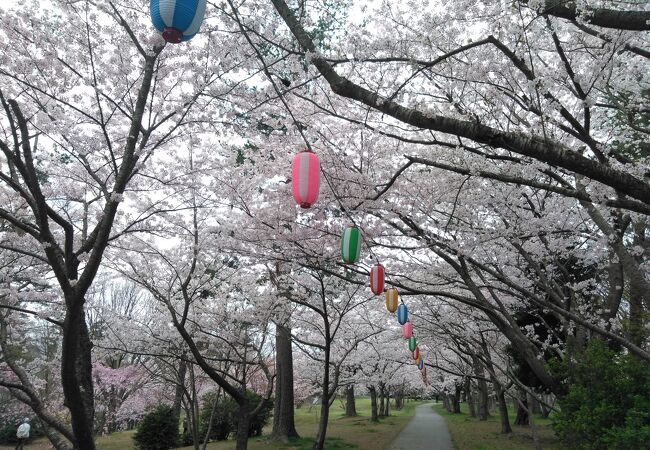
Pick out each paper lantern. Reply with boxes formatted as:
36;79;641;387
418;359;424;370
341;227;361;263
150;0;207;43
291;150;320;208
408;336;417;352
369;264;385;295
412;345;420;360
415;354;422;366
385;288;398;313
401;321;412;339
396;303;408;325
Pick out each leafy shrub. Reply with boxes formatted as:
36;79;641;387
0;424;17;444
551;340;650;449
199;390;272;441
133;405;179;450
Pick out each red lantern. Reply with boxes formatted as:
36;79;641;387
369;264;385;295
292;150;320;208
402;321;412;339
412;345;420;361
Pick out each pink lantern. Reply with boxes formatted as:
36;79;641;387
292;149;320;208
402;321;412;339
370;263;385;295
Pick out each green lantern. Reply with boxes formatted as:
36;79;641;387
408;336;417;352
341;226;361;264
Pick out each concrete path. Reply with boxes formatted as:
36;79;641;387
389;403;453;450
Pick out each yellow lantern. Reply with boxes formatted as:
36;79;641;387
385;288;398;313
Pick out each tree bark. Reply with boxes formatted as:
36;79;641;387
61;298;95;450
271;323;299;441
235;397;250;450
514;394;529;426
173;359;187;426
464;378;476;418
452;385;461;414
496;386;512;434
472;357;489;421
344;385;357;417
368;386;379;422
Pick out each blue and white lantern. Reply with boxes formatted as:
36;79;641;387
396;303;408;325
150;0;207;43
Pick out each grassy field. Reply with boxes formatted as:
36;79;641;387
1;398;422;450
432;403;561;450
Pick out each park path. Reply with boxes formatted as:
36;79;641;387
389;403;453;450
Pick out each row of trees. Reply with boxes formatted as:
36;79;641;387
1;0;649;449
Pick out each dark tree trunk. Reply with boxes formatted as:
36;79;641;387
235;398;250;450
452;385;462;414
394;388;404;410
173;359;187;426
344;385;357;417
464;378;476;418
496;386;512;434
271;323;299;441
369;386;378;422
313;318;332;450
385;391;390;416
61;299;95;450
472;355;489;421
443;394;451;412
379;387;385;416
514;395;529;426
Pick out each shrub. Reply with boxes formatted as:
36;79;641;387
551;340;650;449
133;405;179;450
0;424;17;444
199;390;272;441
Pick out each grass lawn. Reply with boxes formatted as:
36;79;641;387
432;403;561;450
86;397;422;450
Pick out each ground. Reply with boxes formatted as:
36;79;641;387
388;403;451;450
432;403;561;450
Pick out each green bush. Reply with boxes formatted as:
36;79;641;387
0;424;17;444
551;340;650;449
198;390;272;442
133;405;179;450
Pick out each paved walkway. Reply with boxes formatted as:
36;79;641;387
389;403;453;450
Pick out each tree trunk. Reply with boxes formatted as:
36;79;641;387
443;394;451;412
464;378;476;418
452;385;462;414
271;323;299;441
344;385;357;417
385;391;390;416
61;299;96;450
379;387;385;416
475;364;489;421
173;359;187;426
201;390;219;450
369;386;378;422
496;386;512;434
312;323;331;450
514;394;529;426
235;398;250;450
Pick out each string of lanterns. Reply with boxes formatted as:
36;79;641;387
146;1;429;386
291;150;429;386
